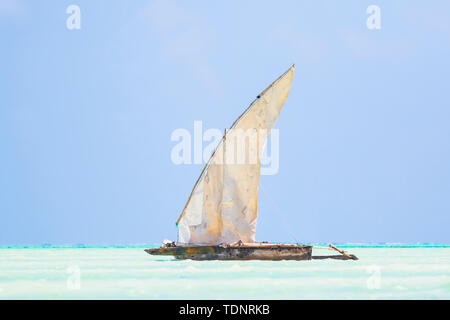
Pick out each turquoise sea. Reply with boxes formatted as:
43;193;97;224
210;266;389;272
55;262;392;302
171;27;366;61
1;244;449;299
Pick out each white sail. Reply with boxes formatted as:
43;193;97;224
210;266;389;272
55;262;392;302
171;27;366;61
177;66;294;244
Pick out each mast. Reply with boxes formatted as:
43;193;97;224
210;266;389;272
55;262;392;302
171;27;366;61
220;128;226;241
176;64;295;226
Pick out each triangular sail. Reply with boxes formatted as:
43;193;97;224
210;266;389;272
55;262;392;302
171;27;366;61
177;66;294;245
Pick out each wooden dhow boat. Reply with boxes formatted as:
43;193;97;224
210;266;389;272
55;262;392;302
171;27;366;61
146;65;357;261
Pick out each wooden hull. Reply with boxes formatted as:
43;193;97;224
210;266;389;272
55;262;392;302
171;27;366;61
145;244;313;261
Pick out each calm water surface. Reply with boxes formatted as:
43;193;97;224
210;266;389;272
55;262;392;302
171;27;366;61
1;245;449;299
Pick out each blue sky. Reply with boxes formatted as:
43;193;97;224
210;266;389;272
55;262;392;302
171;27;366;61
1;0;449;244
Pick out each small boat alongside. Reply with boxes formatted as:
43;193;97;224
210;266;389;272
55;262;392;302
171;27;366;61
146;65;357;261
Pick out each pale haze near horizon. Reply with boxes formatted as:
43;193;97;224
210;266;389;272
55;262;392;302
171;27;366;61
1;1;449;245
